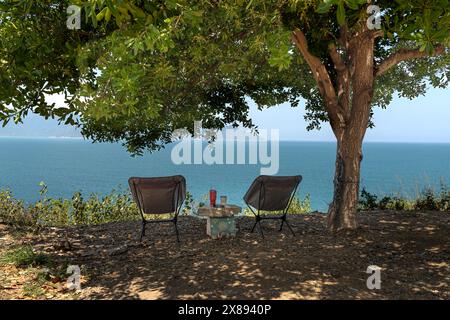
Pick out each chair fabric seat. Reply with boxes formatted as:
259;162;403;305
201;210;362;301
243;175;302;237
128;175;186;242
129;176;186;214
244;175;302;211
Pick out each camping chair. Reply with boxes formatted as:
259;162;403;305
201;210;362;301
243;175;302;237
128;175;186;242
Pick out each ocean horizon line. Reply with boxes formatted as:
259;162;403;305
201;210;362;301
0;135;449;145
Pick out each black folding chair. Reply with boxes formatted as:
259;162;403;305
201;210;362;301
243;175;302;237
128;175;186;242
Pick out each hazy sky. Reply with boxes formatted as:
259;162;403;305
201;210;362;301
1;87;449;143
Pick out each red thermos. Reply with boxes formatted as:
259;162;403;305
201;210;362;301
209;189;217;207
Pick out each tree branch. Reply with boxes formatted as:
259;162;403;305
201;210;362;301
375;45;446;77
329;44;350;111
328;44;346;72
372;30;384;39
292;28;345;132
338;24;350;51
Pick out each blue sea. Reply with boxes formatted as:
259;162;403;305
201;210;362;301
0;137;449;212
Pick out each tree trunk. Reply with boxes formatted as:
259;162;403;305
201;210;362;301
326;32;375;232
292;25;377;232
327;133;363;232
326;81;373;232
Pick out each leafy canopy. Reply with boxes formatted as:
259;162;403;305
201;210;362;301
0;0;448;153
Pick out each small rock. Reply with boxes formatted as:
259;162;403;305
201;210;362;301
53;239;72;251
109;245;129;256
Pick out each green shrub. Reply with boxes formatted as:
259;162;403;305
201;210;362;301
0;183;140;228
243;194;311;216
390;197;413;211
414;187;440;211
359;188;378;210
438;186;450;211
359;182;449;212
81;192;138;225
0;245;50;268
0;183;201;228
181;191;195;216
0;190;37;227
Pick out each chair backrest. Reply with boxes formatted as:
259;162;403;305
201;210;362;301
128;175;186;215
243;175;302;211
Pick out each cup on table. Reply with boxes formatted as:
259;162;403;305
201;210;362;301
220;196;227;206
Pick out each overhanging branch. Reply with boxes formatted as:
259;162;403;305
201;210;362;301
375;45;446;77
292;28;345;132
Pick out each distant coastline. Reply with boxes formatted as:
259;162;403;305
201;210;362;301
0;136;84;140
0;136;449;144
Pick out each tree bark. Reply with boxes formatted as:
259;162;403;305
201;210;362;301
327;132;364;232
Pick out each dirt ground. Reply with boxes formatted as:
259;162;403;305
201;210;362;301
0;211;449;300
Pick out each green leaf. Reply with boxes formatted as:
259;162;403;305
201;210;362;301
345;0;359;10
246;0;254;10
96;7;107;21
317;1;333;14
105;7;112;22
336;2;346;26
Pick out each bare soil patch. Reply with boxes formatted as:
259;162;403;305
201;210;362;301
1;211;449;299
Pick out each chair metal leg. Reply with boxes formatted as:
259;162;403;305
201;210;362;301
252;215;262;235
140;221;146;242
258;221;264;238
174;221;180;243
251;220;258;233
284;219;295;236
279;219;285;232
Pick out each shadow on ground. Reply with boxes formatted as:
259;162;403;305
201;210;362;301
2;212;449;299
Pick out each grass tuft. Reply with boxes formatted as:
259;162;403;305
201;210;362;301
0;245;50;268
